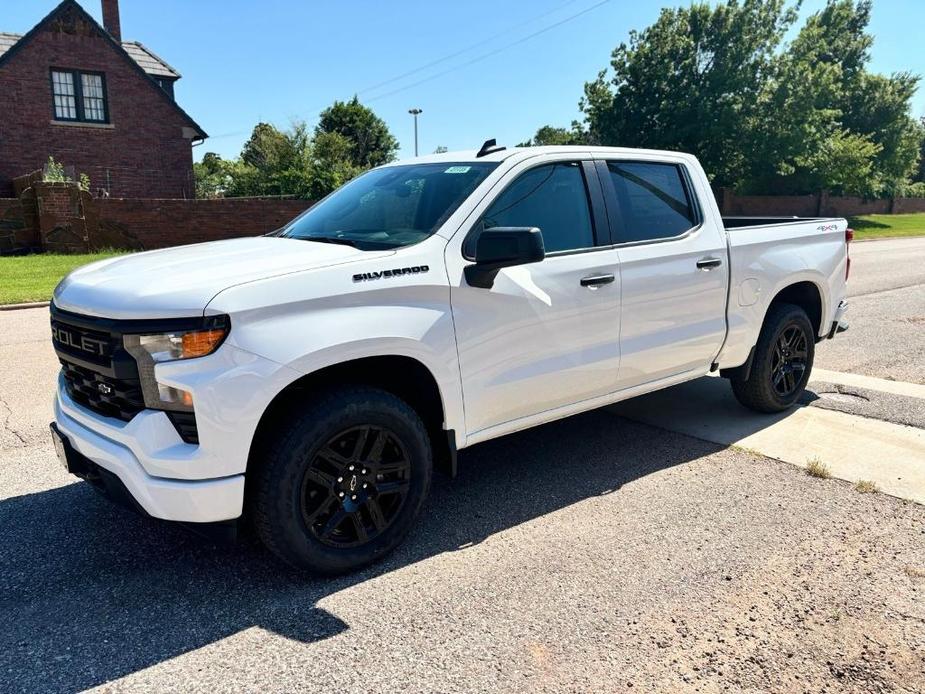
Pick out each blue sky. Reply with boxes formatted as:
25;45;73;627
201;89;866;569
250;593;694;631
7;1;925;161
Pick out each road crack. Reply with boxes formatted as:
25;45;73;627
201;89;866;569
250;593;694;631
0;392;29;447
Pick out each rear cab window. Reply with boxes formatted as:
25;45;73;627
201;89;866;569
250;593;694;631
604;161;700;244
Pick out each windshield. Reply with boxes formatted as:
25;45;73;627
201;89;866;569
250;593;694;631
282;162;498;250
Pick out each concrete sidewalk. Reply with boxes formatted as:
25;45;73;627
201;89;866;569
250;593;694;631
608;374;925;505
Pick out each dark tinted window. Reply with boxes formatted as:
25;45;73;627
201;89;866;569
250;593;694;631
469;162;595;255
284;162;496;250
607;162;697;243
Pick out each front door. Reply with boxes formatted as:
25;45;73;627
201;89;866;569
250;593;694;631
448;158;622;437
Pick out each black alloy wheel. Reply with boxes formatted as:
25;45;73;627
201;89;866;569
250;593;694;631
300;425;411;548
729;302;816;414
769;323;809;398
251;386;432;574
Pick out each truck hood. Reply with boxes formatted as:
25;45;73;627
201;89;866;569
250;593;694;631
53;237;393;319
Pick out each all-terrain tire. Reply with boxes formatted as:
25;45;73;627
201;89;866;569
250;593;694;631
251;386;432;574
730;302;815;414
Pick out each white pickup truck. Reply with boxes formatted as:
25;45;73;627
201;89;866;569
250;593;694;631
50;143;850;573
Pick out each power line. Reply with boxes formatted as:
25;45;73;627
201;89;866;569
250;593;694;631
356;0;583;97
363;0;611;105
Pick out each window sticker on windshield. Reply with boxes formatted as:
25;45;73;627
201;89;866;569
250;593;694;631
444;166;471;174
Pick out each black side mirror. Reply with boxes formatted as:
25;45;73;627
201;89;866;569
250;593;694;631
464;227;545;289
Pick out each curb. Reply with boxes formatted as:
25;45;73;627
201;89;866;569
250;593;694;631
0;301;50;311
854;235;924;242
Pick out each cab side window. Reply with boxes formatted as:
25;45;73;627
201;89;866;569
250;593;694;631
607;162;698;243
466;162;595;256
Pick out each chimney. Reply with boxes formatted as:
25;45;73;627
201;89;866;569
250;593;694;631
101;0;122;42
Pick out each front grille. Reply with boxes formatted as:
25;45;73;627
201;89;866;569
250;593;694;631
61;360;145;422
51;305;201;443
51;319;116;367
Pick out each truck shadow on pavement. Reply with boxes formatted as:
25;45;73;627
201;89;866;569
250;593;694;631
1;410;725;691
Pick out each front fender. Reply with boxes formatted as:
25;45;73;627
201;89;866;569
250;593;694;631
209;274;464;444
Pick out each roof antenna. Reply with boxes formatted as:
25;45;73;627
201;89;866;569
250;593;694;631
476;138;506;158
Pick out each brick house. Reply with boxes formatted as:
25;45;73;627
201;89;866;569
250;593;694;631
0;0;207;199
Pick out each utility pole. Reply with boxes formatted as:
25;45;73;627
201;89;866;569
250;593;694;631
408;108;423;156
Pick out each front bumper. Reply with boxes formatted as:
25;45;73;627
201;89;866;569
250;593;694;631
54;377;244;523
827;299;849;339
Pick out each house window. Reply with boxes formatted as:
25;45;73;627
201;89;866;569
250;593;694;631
153;77;175;100
51;69;109;123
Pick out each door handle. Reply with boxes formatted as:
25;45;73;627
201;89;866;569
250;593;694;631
580;273;615;288
696;257;723;270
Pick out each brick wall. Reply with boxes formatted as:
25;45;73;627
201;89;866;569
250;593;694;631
719;189;925;217
0;5;200;199
0;189;313;254
0;197;34;253
721;191;820;217
893;198;925;214
34;182;93;253
96;197;313;249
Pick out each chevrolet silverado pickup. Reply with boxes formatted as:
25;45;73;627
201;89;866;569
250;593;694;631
49;142;850;573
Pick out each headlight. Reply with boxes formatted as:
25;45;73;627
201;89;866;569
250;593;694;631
126;328;227;363
123;316;229;411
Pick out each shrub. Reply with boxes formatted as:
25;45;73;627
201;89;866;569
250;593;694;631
42;156;91;192
805;457;831;479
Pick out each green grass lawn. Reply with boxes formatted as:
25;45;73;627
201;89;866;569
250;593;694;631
847;212;925;240
0;252;126;305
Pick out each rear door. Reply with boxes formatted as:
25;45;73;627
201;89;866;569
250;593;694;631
597;157;728;388
446;155;622;437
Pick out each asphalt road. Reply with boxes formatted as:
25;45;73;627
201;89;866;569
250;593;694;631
814;237;925;384
2;239;924;692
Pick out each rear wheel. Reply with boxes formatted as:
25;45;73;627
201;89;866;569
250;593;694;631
251;387;432;574
730;302;815;413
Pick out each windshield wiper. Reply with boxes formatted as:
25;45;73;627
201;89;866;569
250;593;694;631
303;236;361;248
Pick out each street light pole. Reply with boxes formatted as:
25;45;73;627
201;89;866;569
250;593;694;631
408;108;422;156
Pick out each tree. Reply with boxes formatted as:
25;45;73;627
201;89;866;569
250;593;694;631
581;0;798;187
193;152;230;198
195;123;313;199
316;96;398;168
917;118;925;183
241;123;296;171
841;72;922;194
579;0;924;196
194;101;398;200
749;0;922;195
307;131;364;199
517;125;585;147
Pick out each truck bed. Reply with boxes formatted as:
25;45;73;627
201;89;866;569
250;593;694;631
722;216;833;229
716;214;849;369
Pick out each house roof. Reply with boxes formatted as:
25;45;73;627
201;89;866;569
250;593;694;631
0;1;205;138
0;32;181;79
120;41;181;79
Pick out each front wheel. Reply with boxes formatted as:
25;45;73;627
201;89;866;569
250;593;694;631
730;302;815;413
251;387;432;574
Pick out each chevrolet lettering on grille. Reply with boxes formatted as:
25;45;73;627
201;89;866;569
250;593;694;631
51;325;108;357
